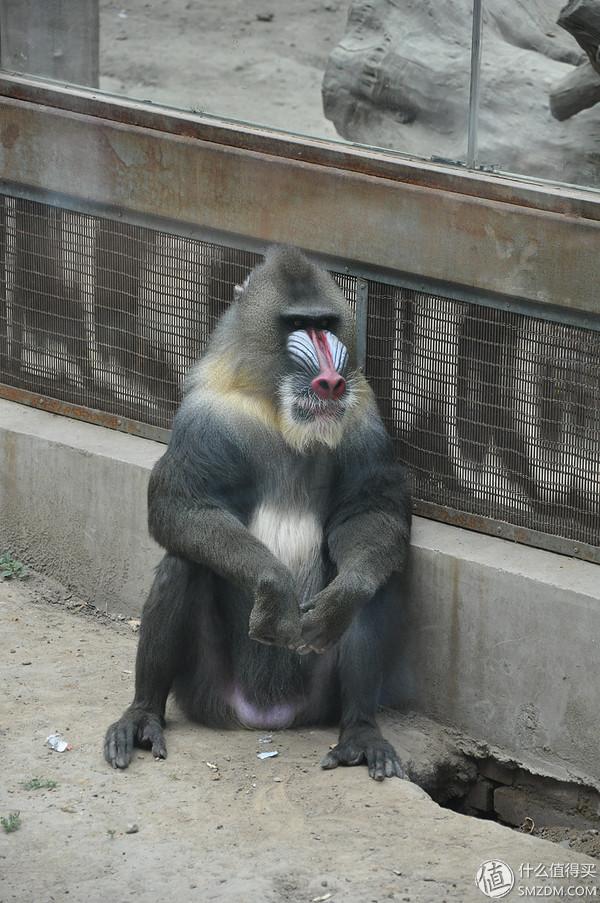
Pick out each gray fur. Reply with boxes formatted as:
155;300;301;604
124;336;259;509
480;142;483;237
104;246;411;782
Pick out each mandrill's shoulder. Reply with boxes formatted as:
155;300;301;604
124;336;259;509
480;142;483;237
181;354;282;439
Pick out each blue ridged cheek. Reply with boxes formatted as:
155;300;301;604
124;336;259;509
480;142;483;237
286;330;349;376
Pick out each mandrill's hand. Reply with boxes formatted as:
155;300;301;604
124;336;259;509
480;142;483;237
248;568;302;649
298;574;373;654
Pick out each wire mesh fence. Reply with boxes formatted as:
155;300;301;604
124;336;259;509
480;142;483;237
1;194;599;553
366;283;600;549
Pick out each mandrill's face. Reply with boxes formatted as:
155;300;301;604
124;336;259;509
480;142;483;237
278;318;358;452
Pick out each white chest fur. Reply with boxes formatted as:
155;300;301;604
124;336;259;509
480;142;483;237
249;504;322;575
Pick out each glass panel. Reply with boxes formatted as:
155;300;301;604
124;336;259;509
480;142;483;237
477;0;600;189
0;0;472;165
4;1;599;190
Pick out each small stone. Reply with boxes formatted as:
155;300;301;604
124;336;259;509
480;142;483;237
125;823;139;834
256;11;274;21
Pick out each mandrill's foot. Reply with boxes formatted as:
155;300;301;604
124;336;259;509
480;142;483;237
104;707;167;769
321;725;406;782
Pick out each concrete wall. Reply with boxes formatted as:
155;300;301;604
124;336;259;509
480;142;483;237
1;398;599;786
0;400;162;613
398;521;600;787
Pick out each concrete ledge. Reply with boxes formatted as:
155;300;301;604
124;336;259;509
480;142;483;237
0;399;162;613
1;398;599;785
400;518;600;786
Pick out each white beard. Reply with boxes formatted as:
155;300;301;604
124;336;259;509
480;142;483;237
278;375;356;453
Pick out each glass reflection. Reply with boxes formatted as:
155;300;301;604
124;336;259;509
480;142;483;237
0;0;472;163
2;0;600;189
322;0;472;164
478;0;600;188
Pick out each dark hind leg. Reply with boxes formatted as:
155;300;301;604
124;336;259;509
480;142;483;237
104;554;193;769
321;583;406;781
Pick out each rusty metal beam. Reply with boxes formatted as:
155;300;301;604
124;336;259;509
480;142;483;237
0;384;170;444
0;81;599;319
413;500;600;566
1;73;600;222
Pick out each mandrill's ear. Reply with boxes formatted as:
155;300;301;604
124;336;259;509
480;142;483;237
233;276;250;301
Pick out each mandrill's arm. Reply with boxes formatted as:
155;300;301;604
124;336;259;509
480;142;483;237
299;414;411;653
147;402;301;648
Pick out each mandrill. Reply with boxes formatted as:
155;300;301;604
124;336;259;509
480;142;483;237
104;246;411;780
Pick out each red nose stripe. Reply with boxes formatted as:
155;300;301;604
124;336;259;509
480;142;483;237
308;329;335;371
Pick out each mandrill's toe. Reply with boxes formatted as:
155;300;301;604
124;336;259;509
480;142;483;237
138;718;168;760
104;719;135;770
103;709;167;769
321;730;406;781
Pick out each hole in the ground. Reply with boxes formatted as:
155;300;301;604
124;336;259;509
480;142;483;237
430;757;600;860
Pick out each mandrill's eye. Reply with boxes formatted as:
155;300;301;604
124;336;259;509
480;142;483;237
318;319;330;330
293;319;303;329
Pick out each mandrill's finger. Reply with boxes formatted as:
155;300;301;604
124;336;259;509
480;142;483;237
139;720;167;761
393;758;407;779
116;721;135;769
104;720;134;770
300;620;332;654
248;629;279;646
299;598;316;613
104;731;118;768
369;748;386;782
152;738;167;760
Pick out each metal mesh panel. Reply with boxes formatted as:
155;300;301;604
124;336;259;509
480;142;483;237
1;193;599;554
366;284;600;549
0;196;261;428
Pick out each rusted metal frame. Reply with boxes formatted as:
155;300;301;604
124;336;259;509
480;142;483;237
1;71;600;222
0;383;170;444
413;500;600;566
1;99;600;318
1;101;597;319
355;279;368;371
1;98;600;320
3;180;600;334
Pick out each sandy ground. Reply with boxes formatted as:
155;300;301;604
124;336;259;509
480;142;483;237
1;576;599;903
99;0;348;140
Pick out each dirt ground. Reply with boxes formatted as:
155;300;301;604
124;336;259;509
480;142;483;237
99;0;348;140
1;576;599;903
